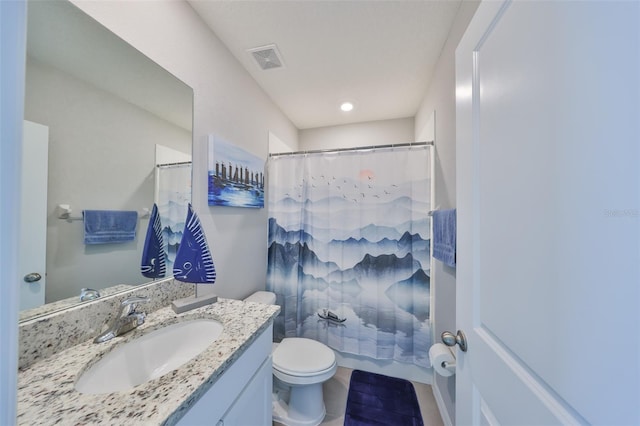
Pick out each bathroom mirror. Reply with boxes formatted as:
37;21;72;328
20;0;193;320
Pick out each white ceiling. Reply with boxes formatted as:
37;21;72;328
188;0;462;130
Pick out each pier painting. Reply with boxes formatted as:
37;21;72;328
208;136;264;208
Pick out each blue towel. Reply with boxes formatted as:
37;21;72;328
173;204;216;284
140;204;166;278
432;209;456;267
83;210;138;245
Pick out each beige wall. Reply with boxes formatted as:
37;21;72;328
299;117;414;151
25;58;191;302
72;0;299;300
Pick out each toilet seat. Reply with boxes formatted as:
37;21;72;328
273;338;337;385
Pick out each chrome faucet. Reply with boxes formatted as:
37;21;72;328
80;287;101;302
94;296;150;343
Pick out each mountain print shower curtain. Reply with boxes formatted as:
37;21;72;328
267;146;432;367
156;163;191;274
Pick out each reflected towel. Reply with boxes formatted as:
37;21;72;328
432;209;456;267
140;204;166;278
83;210;138;245
173;204;216;284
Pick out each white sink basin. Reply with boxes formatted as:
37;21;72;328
75;319;224;394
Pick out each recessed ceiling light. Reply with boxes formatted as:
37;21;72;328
340;102;354;112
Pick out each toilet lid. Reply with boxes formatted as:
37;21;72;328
273;338;336;376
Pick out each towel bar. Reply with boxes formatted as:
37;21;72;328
57;204;150;221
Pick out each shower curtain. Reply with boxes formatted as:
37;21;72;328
155;162;192;273
267;146;432;367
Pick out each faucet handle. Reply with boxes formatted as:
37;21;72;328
119;295;150;316
122;295;150;306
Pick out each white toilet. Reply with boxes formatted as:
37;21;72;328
245;291;337;426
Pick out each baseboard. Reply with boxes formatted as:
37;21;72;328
432;379;453;426
334;351;432;385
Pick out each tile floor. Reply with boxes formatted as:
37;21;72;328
274;366;444;426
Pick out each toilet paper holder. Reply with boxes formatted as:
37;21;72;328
429;342;457;376
440;359;456;372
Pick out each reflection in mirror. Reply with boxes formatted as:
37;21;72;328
20;0;193;319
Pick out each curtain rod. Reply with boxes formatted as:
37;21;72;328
268;140;434;158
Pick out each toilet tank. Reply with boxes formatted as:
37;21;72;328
244;291;276;305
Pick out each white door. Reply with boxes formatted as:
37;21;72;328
19;120;49;310
456;1;639;425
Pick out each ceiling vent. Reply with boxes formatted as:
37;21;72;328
247;44;285;71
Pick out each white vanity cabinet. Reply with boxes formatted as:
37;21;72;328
177;324;273;426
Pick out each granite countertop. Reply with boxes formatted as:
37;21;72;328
17;298;280;425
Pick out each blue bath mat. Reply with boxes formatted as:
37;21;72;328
344;370;424;426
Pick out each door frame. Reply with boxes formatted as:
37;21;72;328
0;0;28;422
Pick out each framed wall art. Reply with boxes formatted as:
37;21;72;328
207;135;264;208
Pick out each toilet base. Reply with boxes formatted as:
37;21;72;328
272;382;326;426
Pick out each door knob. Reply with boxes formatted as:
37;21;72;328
24;272;42;283
441;330;468;352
